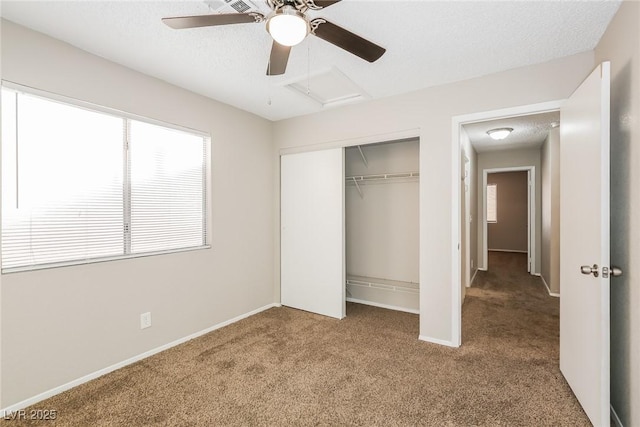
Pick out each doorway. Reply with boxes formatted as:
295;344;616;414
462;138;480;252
451;100;563;346
482;167;535;274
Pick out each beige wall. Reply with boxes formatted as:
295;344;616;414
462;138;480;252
487;171;528;253
476;149;542;273
540;128;561;294
274;52;594;343
595;1;640;425
0;20;275;408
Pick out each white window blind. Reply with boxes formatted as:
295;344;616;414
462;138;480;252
487;183;497;223
129;120;206;254
1;90;125;269
1;86;209;272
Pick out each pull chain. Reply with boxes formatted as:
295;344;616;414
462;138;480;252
267;60;272;106
307;37;311;95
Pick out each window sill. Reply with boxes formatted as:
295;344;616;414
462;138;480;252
1;245;212;274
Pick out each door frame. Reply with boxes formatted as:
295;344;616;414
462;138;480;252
451;100;563;346
482;166;535;273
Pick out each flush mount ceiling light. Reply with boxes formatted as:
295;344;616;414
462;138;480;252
487;127;514;140
266;6;309;47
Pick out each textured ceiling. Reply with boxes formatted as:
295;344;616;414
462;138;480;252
0;1;621;121
464;111;560;153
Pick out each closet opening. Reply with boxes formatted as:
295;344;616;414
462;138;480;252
344;138;419;315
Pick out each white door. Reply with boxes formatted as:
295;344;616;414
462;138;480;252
461;152;468;300
280;148;345;319
560;62;610;427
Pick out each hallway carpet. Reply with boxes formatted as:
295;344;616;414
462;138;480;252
7;252;589;426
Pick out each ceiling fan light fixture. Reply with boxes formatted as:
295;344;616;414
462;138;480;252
487;127;514;140
266;6;309;47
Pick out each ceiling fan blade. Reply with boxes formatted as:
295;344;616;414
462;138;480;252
310;18;385;63
162;12;264;30
267;42;291;76
308;0;342;9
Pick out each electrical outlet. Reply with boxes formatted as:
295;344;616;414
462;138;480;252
140;312;152;330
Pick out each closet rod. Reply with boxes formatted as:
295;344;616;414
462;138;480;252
346;171;419;182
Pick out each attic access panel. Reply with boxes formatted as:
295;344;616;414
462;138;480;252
286;68;369;107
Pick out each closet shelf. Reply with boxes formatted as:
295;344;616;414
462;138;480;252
345;171;419;184
346;275;419;295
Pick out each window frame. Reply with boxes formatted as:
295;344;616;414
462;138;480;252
1;81;212;274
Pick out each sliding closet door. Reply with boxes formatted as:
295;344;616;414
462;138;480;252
281;148;345;319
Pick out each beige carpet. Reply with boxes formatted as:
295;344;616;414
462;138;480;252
5;252;589;426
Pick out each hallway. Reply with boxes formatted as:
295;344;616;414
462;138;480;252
462;251;589;425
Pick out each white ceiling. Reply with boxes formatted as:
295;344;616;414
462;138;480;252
0;1;621;121
464;111;560;153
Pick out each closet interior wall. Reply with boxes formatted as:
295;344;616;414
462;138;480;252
345;139;419;313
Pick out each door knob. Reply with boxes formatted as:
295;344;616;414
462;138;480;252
580;264;599;277
610;266;623;277
580;264;623;278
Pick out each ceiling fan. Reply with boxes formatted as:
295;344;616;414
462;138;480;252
162;0;386;76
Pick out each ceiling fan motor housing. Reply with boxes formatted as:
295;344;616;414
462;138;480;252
267;0;324;13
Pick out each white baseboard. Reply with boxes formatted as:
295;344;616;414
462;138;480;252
539;274;560;298
346;297;419;314
418;335;457;347
0;302;280;418
488;249;528;253
611;404;623;427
